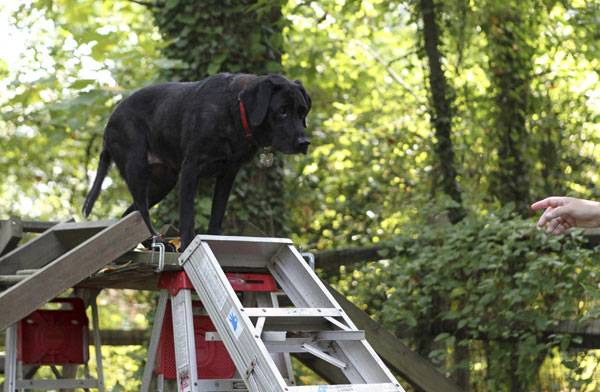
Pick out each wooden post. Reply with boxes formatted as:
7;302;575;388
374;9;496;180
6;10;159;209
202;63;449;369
0;216;23;256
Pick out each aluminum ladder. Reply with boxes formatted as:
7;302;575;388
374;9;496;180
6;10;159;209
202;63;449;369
144;235;405;392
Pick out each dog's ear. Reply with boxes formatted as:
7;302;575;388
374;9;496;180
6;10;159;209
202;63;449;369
241;78;273;128
294;80;311;127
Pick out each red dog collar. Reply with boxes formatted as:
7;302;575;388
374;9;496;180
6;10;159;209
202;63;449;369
238;96;254;141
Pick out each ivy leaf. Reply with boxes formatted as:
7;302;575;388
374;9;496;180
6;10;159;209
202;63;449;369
165;0;180;10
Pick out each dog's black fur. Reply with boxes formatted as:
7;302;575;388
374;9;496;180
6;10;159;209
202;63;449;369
82;73;311;251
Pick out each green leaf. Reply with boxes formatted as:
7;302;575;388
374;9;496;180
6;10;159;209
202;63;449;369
165;0;179;10
69;79;96;90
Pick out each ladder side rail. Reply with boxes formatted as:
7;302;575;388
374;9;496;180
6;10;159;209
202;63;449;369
90;295;105;392
335;337;406;388
170;288;199;392
140;290;170;392
268;245;343;309
3;325;17;392
271;244;405;390
326;340;395;385
180;238;288;392
287;383;402;392
184;241;282;392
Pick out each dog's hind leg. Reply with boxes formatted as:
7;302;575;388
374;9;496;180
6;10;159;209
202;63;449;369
122;163;178;251
111;141;158;241
122;164;178;216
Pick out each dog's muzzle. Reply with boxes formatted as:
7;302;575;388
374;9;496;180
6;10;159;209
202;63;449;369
297;137;311;155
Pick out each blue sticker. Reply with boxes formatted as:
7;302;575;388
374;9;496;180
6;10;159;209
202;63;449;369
228;307;244;339
229;312;238;331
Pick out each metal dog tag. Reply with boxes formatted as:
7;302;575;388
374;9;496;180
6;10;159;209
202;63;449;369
260;148;274;168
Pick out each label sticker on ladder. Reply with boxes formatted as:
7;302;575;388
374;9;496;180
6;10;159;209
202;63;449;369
317;386;357;392
178;365;191;392
227;307;244;340
198;255;227;310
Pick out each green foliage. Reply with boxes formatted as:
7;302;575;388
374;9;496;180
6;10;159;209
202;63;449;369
1;0;600;390
337;203;600;389
0;0;170;221
152;0;285;81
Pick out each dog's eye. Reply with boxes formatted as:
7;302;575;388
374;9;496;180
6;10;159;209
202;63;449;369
278;107;288;118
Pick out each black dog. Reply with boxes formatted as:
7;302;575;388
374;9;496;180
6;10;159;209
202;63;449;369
82;73;311;251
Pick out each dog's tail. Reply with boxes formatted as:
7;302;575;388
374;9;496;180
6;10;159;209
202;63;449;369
82;148;111;218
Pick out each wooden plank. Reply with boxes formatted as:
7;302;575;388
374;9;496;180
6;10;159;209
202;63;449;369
325;284;464;392
0;212;150;332
21;220;58;233
0;216;23;256
0;219;119;275
0;219;71;275
77;261;180;290
52;219;118;249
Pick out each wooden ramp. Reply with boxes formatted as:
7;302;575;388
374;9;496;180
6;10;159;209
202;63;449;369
0;212;150;331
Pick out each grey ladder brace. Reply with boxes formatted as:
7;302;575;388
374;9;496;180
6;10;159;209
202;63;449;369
160;235;406;392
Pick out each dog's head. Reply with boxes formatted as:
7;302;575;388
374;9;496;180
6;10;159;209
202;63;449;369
239;74;311;155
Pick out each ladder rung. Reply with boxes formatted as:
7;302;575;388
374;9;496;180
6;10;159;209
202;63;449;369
302;342;347;369
16;269;38;275
287;384;401;391
206;330;365;344
0;275;27;286
243;307;341;318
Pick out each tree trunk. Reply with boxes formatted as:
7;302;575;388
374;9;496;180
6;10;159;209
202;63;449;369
420;0;465;224
485;6;532;216
420;1;468;388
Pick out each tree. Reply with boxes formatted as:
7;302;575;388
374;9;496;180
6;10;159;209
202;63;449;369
481;1;535;217
2;0;600;390
420;0;465;225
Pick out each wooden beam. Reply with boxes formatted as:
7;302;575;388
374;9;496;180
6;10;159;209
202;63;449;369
312;230;600;272
0;219;71;275
314;244;390;273
0;219;121;275
0;216;23;256
21;220;59;233
51;219;119;249
431;319;600;349
0;212;150;332
325;283;464;392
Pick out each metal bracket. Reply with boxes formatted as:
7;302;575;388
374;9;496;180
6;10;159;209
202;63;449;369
299;248;315;270
151;236;166;272
244;356;258;380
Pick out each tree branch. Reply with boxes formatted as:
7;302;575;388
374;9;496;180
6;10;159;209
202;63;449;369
353;40;425;105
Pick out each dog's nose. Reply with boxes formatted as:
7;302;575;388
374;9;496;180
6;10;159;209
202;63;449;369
297;137;311;154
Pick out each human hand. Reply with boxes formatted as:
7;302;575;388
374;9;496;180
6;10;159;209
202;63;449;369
531;196;600;234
